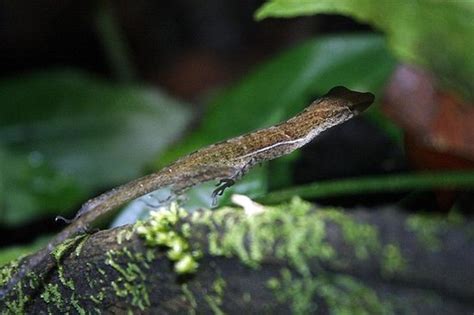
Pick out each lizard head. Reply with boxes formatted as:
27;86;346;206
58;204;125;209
326;86;375;115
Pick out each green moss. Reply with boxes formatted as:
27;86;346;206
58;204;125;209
106;250;136;282
105;248;150;311
74;234;90;257
133;197;405;313
319;274;393;315
51;234;88;291
192;197;389;275
321;209;380;260
136;203;201;275
204;295;225;315
242;292;251;303
51;234;87;264
111;280;128;297
57;265;75;290
40;283;63;309
174;254;199;274
406;210;464;251
84;263;96;289
3;284;29;315
27;272;40;290
181;283;198;313
145;249;155;262
267;268;318;314
0;261;17;290
381;244;406;276
0;260;36;314
0;258;46;308
127;282;149;310
268;268;393;315
204;277;226;315
192;198;332;272
212;276;226;297
190;197;404;314
89;291;104;304
116;228;134;245
70;293;86;315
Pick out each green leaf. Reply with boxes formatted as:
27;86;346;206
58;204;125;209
0;69;191;189
157;34;396;194
0;69;191;225
0;147;84;225
256;0;474;101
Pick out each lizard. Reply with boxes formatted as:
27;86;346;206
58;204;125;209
0;86;374;299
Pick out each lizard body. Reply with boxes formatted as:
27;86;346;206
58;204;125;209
0;86;374;299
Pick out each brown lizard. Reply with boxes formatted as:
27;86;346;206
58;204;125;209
0;86;374;299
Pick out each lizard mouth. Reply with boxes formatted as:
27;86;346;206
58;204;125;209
326;86;375;114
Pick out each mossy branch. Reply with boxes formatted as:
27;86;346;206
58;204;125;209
1;201;473;314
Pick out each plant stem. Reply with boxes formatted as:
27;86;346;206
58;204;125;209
258;171;474;204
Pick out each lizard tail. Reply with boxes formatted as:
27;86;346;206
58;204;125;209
0;170;175;300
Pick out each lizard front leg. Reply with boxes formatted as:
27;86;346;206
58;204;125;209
211;157;257;206
211;179;235;206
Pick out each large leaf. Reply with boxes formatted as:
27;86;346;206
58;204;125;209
256;0;474;101
0;146;84;225
157;34;396;196
0;69;191;225
0;69;191;188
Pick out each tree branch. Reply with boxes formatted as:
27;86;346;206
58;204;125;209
2;200;473;314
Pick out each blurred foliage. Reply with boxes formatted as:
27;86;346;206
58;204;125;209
0;147;83;226
406;209;464;252
0;70;191;225
0;3;472;300
158;34;395;165
0;237;48;266
156;34;396;201
96;0;137;82
256;0;474;101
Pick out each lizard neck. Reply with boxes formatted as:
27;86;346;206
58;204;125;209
282;98;355;146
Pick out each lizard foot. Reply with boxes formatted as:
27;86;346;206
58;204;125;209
211;179;235;207
141;194;165;208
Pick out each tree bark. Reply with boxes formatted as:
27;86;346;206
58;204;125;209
1;203;473;314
